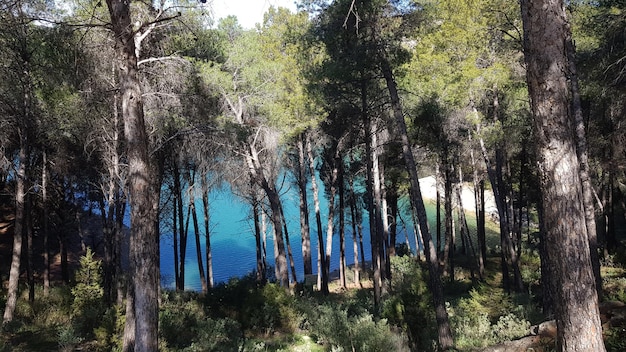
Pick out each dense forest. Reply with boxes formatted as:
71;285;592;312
1;0;626;351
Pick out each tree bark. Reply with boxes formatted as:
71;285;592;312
201;174;214;288
381;57;454;350
42;150;50;296
297;134;313;276
252;189;266;283
106;1;159;349
306;134;329;294
521;0;606;350
3;82;29;326
565;34;602;298
246;142;289;288
185;168;207;293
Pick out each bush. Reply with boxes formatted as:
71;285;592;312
204;278;302;335
71;248;105;337
160;291;243;351
382;255;437;351
449;285;531;349
309;304;408;352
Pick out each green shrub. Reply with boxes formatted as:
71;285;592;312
71;248;105;337
309;304;408;352
160;292;243;351
58;325;84;352
204;278;302;335
382;255;437;351
449;285;531;349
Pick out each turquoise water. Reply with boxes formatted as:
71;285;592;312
159;178;437;291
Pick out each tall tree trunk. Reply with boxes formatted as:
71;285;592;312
26;194;34;302
338;157;347;288
436;163;442;254
457;167;480;280
186;168;207;293
246;142;289;288
469;132;486;277
42;150;50;296
381;58;454;350
324;147;339;287
443;156;454;280
280;204;298;284
364;101;383;309
348;172;361;285
297;134;313;276
106;1;159;349
3;97;29;327
172;159;186;290
306;134;328;294
379;163;390;282
201;174;214;288
172;189;179;289
566;36;602;298
252;189;266;283
521;1;606;350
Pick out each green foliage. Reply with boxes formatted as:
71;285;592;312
57;325;84;352
382;255;437;351
604;326;626;352
204;278;302;335
70;248;105;337
159;290;243;351
449;285;531;349
309;304;408;352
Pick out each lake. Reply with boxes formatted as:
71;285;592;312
158;177;436;291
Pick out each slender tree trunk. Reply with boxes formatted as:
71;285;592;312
381;58;454;350
42;150;50;296
379;164;390;282
469;133;486;276
201;174;214;288
280;203;298;284
338;158;347;288
26;194;34;302
297;134;313;275
348;173;361;285
246;143;289;288
324;148;339;286
306;134;328;294
106;1;159;349
364;103;383;309
521;1;606;349
457;167;480;280
436;163;442;254
3;109;28;326
443;156;454;280
186;168;207;293
253;190;266;283
566;36;602;298
172;190;179;289
172;160;186;290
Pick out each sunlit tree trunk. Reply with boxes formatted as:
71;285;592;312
3;71;29;327
381;57;454;350
338;158;347;289
297;134;313;276
246;142;289;288
566;35;602;298
307;133;328;294
106;0;159;349
521;0;606;349
201;174;214;288
185;168;207;293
